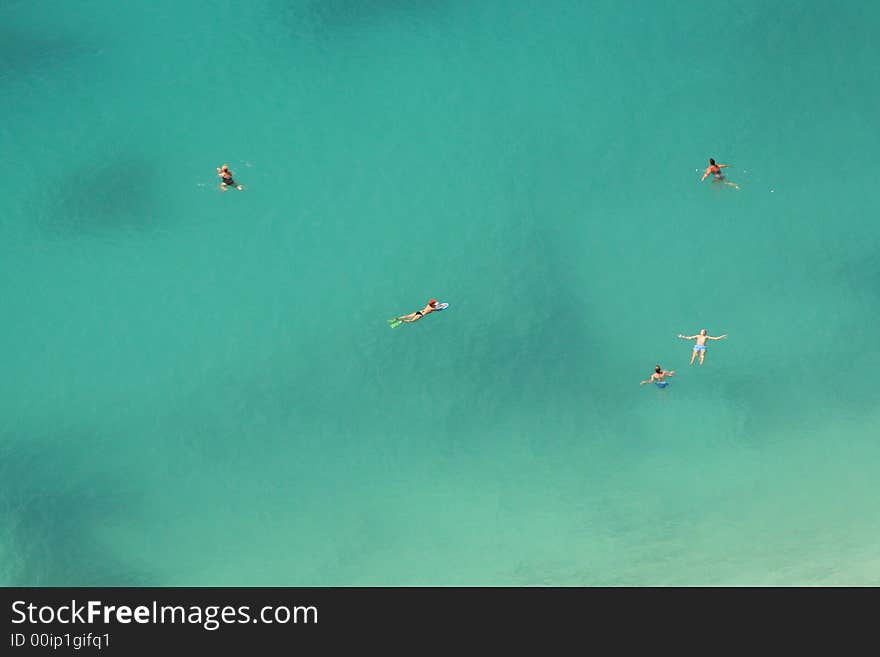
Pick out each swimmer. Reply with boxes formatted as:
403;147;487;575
395;299;440;324
217;164;244;191
677;328;728;365
700;158;739;189
641;365;675;387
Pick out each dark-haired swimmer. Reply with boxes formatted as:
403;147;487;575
700;158;739;189
641;365;675;388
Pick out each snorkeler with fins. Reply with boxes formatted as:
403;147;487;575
388;299;448;328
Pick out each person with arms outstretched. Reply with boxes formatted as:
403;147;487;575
677;328;728;365
641;365;675;388
700;158;739;189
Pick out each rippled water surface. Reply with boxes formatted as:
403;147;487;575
1;0;879;585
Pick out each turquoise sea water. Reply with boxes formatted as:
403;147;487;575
2;0;879;585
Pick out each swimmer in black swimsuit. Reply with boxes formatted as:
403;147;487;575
217;164;245;191
700;158;739;189
396;299;438;323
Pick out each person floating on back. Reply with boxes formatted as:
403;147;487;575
217;164;245;191
641;365;675;388
388;298;446;328
677;328;728;365
700;158;739;189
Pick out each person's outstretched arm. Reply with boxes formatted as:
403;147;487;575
708;334;728;340
678;334;698;340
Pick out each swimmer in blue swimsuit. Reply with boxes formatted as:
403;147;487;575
677;328;728;365
641;365;675;388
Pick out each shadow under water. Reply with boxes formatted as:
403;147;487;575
0;430;153;586
38;156;163;239
0;24;93;84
